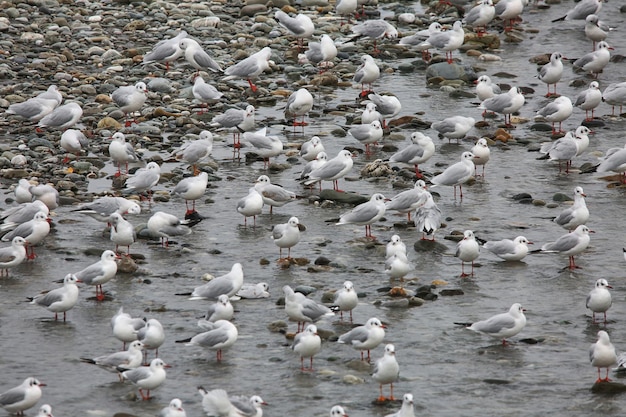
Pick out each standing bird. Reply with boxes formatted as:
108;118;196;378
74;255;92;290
254;175;296;215
575;81;602;121
431;116;475;143
535;96;573;134
457;303;527;346
59;129;89;164
73;196;141;224
367;93;402;128
0;377;45;416
335;0;358;24
304;34;337;71
181;319;238;362
111;307;146;349
37;102;82;130
348;20;398;54
536;52;564;97
589;330;617;383
414;191;442;240
552;0;602;22
337;193;387;239
197;388;267;417
389;132;435;178
137;318;166;362
479;86;525;127
6;85;62;122
0;236;28;277
372;344;400;401
73;249;119;301
417;20;465;64
283;285;335;332
173;130;214;175
271;216;303;260
303;149;354;192
495;0;525;32
171;172;209;215
80;340;144;376
601;82;626;116
332;281;358;323
475;75;501;102
353;54;380;96
348;120;383;155
111;82;148;127
386;235;407;259
385;393;415;417
142;30;187;71
553;186;589;231
192;76;223;114
236;187;264;227
223;47;272;93
275;10;315;50
1;210;50;260
338;317;386;362
179;38;223;75
584;14;611;51
463;0;495;36
430;152;477;199
292;324;322;371
385;180;427;222
189;263;244;301
159;398;187;417
299;136;325;161
123;161;161;202
483;236;533;262
242;127;283;168
455;230;480;277
120;358;169;400
573;41;612;79
109;132;140;177
586;279;612;324
199;294;235;324
361;102;382;125
471;138;491;177
109;212;136;255
537;224;592;270
285;87;314;128
29;184;59;211
211;105;255;151
538;131;584;174
28;274;81;322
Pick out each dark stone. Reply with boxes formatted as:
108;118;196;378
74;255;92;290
439;289;465;296
319;190;369;205
314;256;331;265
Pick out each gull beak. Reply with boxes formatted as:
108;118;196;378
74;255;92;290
527;241;534;245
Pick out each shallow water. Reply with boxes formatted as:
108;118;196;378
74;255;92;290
2;2;626;417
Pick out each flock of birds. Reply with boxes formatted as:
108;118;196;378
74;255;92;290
1;0;626;415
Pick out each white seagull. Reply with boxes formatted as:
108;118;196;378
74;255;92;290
223;47;272;93
553;186;589;231
0;377;45;416
37;102;82;130
0;236;28;277
471;138;491;177
254;175;296;214
183;319;238;361
299;136;325;161
332;280;358;323
242;127;283;168
430;152;477;199
431;115;475;143
109;212;136;255
458;303;527;345
389;132;435;178
120;358;169;400
348;120;383;154
586;279;612;324
283;285;335;332
536;96;573;134
109;132;141;176
483;236;533;261
271;216;303;260
590;330;617;383
536;52;564;97
236;187;264;227
292;324;322;371
337;193;387;239
538;224;592;270
573;41;612;78
285;87;314;127
179;38;222;75
171;172;209;215
74;249;119;301
479;86;525;127
455;230;480;277
111;82;148;127
338;317;386;362
414;191;442;241
190;263;244;301
575;81;602;121
142;30;188;71
28;273;81;322
372;344;400;401
417;20;464;63
197;387;267;417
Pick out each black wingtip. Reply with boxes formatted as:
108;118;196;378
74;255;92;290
175;337;192;344
175;292;193;296
329;305;340;313
454;322;473;327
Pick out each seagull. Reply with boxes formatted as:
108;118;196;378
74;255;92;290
585;14;611;51
353;54;380;96
385;393;415;417
199;294;235;324
385;252;412;283
299;136;325;161
386;234;407;259
142;30;187;71
271;216;303;260
223;47;272;93
331;280;358;323
479;86;525;127
385;180;427;222
348;120;383;154
212;105;255;151
80;340;144;377
338;317;386;362
285;87;314;127
536;96;573;134
254;175;296;215
389;132;435;178
367;93;401;128
111;307;145;349
337;193;387;239
475;75;501;102
417;20;464;63
123;161;161;201
483;236;532;261
173;130;214;175
242;127;283;168
275;10;314;50
372;344;400;401
536;52;564;97
13;179;33;204
73;196;141;224
575;81;602;121
108;132;141;177
74;250;119;301
190;263;244;301
553;186;589;231
197;387;267;417
37;102;82;130
471;138;491;177
29;184;59;210
574;125;591;157
361;102;382;125
192;76;223;114
430;152;477;199
236;187;264;227
590;330;617;383
109;212;136;256
111;82;148;127
431;115;475;143
120;357;169;400
457;303;527;346
0;377;45;416
539;131;584;173
179;38;222;75
28;273;81;322
59;128;88;164
538;224;592;270
236;282;270;299
552;0;602;22
159;398;187;417
1;199;49;227
399;22;442;59
35;404;53;417
601;82;626;116
414;191;442;240
455;230;480;277
573;41;612;78
335;0;357;24
6;85;62;121
292;324;322;371
303;149;353;192
597;143;626;182
1;210;50;260
348;19;398;54
330;405;349;417
304;34;337;70
463;0;495;36
495;0;525;32
171;172;209;215
283;285;335;332
587;279;612;324
137;318;166;362
0;236;27;277
181;319;238;361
